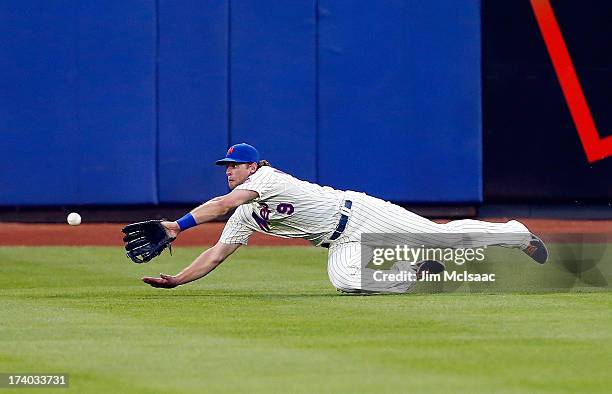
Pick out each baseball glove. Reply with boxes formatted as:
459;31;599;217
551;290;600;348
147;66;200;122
122;220;176;263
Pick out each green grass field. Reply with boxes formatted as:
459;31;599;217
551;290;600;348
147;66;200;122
1;245;611;393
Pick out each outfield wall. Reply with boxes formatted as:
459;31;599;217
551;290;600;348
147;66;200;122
0;1;481;206
0;1;158;205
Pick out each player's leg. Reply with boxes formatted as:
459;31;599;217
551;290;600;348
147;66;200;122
342;192;547;262
345;193;530;246
326;242;418;293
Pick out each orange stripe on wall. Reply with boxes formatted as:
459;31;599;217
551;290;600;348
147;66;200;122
529;0;612;163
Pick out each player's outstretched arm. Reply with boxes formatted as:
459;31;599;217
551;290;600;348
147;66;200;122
190;189;257;222
142;242;242;289
165;189;258;238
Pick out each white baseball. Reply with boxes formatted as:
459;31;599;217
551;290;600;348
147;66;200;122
67;212;82;226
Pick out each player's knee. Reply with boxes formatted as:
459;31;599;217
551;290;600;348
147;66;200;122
328;273;361;294
330;278;366;294
335;287;367;294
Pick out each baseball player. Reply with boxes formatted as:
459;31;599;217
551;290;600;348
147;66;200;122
131;143;548;293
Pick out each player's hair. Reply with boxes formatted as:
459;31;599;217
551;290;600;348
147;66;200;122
257;160;271;168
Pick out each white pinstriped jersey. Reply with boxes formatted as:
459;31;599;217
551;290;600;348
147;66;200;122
219;166;345;245
218;167;535;293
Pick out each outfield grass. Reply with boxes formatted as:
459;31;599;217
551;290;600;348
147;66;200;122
0;245;610;393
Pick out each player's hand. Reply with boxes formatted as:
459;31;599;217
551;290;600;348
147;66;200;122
162;221;181;239
142;273;180;289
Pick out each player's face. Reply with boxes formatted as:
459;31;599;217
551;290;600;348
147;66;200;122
225;163;256;189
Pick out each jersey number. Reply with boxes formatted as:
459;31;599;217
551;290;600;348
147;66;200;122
276;203;294;215
252;203;295;232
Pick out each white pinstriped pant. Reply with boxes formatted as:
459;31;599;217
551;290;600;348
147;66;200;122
326;191;533;293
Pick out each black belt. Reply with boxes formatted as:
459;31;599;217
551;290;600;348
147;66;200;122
321;200;352;248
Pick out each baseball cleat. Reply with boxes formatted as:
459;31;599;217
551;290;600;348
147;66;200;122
415;260;445;280
521;234;549;264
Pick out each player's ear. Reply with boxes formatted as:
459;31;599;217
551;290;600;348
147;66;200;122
248;162;258;174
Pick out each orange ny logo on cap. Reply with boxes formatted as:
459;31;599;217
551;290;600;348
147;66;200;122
227;146;234;155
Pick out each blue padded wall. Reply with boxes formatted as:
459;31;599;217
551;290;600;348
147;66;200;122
0;2;79;205
230;0;317;181
318;0;482;202
0;1;483;206
0;1;157;205
77;1;157;204
157;0;229;203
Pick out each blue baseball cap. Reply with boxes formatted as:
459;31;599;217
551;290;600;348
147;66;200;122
215;143;260;166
